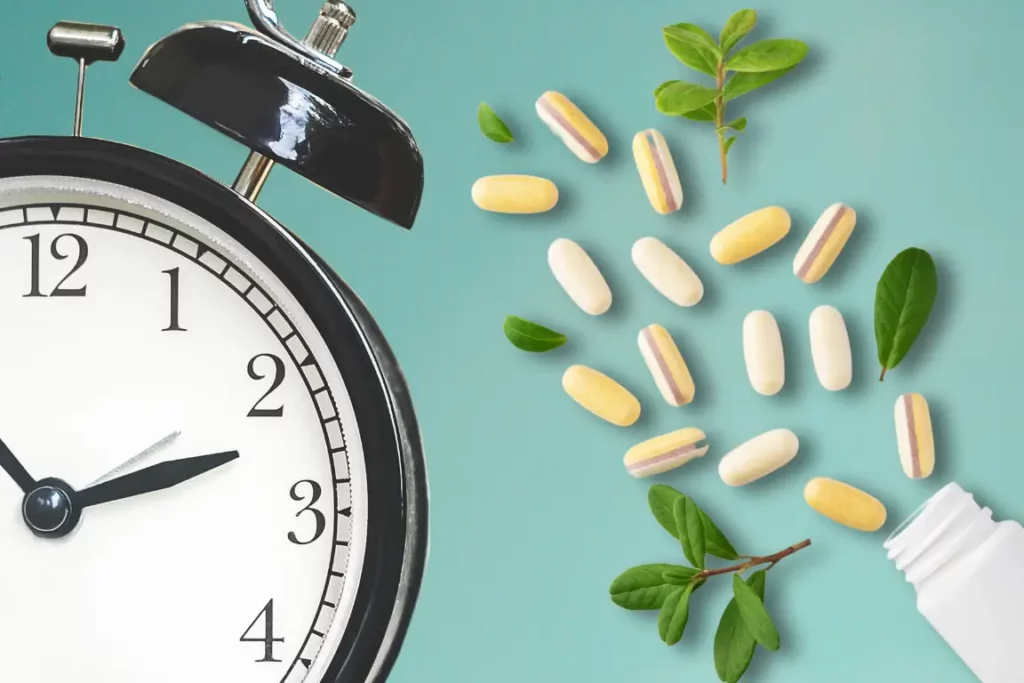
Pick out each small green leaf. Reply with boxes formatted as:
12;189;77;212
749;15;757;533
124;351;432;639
657;583;696;645
874;247;938;380
732;573;780;651
656;81;720;116
477;103;514;143
726;39;808;73
723;67;795;101
724;136;737;154
673;496;706;569
502;316;566;353
681;103;717;121
714;572;765;683
609;563;688;610
727;117;747;131
662;567;700;586
699;509;739;560
663;24;720;76
648;484;683;538
654;80;679;97
719;9;757;54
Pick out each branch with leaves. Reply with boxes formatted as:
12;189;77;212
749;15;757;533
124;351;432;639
654;9;808;184
609;485;811;682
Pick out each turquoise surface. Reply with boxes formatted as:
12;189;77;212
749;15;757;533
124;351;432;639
3;0;1019;681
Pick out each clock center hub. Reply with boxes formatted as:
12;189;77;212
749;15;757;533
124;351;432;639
22;480;78;538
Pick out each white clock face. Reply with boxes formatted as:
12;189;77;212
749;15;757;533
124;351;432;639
0;176;368;683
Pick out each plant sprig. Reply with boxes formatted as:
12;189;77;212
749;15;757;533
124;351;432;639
610;484;811;682
654;9;808;183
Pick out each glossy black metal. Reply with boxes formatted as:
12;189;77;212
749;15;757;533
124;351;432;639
129;22;424;229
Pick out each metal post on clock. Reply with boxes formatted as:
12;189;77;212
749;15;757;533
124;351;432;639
231;0;357;203
46;21;125;136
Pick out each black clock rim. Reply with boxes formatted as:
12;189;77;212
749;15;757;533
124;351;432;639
0;135;429;683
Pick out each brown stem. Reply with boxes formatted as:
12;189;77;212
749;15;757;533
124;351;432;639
715;61;728;184
879;366;888;382
697;539;811;580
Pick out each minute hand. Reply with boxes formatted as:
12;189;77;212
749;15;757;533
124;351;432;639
76;451;239;508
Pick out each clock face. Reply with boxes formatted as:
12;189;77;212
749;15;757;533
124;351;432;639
0;175;371;683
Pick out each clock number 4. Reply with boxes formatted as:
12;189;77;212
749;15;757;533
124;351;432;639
24;233;88;297
288;479;326;545
248;353;285;417
240;599;284;663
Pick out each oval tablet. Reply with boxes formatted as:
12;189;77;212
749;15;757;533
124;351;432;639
895;393;935;479
804;477;887;532
710;206;791;265
471;175;558;214
632;129;683;214
809;305;852;391
561;364;640;427
718;428;799;486
624;427;707;478
631;237;703;307
793;203;857;283
638;323;695;406
548;238;612;315
743;310;784;396
536;91;609;163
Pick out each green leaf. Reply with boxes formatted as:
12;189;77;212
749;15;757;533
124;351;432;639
724;136;737;154
656;81;720;116
657;583;696;645
609;563;688;610
727;117;747;131
681;103;717;121
719;9;757;54
874;247;938;380
726;39;808;73
723;67;795;101
673;496;706;569
663;24;720;76
662;567;700;586
714;572;765;683
502;316;566;353
732;573;780;651
477;103;514;143
648;484;683;538
699;509;739;560
654;80;679;97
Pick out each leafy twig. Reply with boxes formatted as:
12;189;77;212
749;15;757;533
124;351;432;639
697;539;811;579
653;9;808;183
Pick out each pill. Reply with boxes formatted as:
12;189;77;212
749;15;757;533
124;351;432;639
638;323;695;407
561;364;640;427
632;129;683;214
719;428;799;486
804;477;887;532
793;203;857;283
631;237;703;307
471;175;559;214
535;91;608;163
710;206;791;265
624;427;708;478
895;393;935;479
547;238;612;315
742;310;784;396
809;305;852;391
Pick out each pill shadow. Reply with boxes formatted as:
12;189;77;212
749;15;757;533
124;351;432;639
664;324;715;409
562;93;625;170
841;311;872;396
895;250;955;377
772;313;805;402
664;132;701;216
925;395;951;482
583;245;631;323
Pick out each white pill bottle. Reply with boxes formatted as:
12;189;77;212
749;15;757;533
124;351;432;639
884;482;1024;682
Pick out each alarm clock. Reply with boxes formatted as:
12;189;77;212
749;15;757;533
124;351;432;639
0;1;428;682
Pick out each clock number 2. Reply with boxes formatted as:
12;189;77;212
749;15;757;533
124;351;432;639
24;233;88;297
247;353;285;417
288;479;326;545
240;599;284;663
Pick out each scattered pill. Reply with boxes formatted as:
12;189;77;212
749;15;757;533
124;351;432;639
631;237;703;307
809;305;852;391
793;203;857;283
535;91;608;163
561;364;640;427
632;128;683;214
719;428;799;486
804;477;887;532
710;206;791;265
895;393;935;479
743;310;784;396
548;238;612;315
638;323;695;407
471;174;558;214
624;427;708;478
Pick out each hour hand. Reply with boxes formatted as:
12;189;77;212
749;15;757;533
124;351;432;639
0;435;36;493
76;450;238;508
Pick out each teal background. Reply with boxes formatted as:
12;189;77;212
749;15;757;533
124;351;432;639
1;1;1017;681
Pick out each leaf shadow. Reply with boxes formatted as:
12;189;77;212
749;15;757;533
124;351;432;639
894;249;956;377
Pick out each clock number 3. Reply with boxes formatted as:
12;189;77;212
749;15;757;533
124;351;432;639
288;479;326;545
24;233;88;297
247;353;285;417
240;599;284;663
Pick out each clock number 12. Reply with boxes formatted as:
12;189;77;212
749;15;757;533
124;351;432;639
24;233;88;297
240;599;285;663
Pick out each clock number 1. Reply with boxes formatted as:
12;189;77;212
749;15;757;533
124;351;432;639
161;267;186;331
240;599;284;663
24;233;88;297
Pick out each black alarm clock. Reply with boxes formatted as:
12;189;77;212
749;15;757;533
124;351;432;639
0;1;428;681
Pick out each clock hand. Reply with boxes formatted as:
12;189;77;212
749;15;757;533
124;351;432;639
75;450;238;509
83;430;181;488
0;435;36;493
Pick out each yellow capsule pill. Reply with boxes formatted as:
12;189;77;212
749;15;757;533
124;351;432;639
624;427;708;478
793;203;857;283
637;323;694;406
561;364;640;427
804;477;887;532
710;206;791;265
895;393;935;479
536;91;609;163
471;175;559;214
